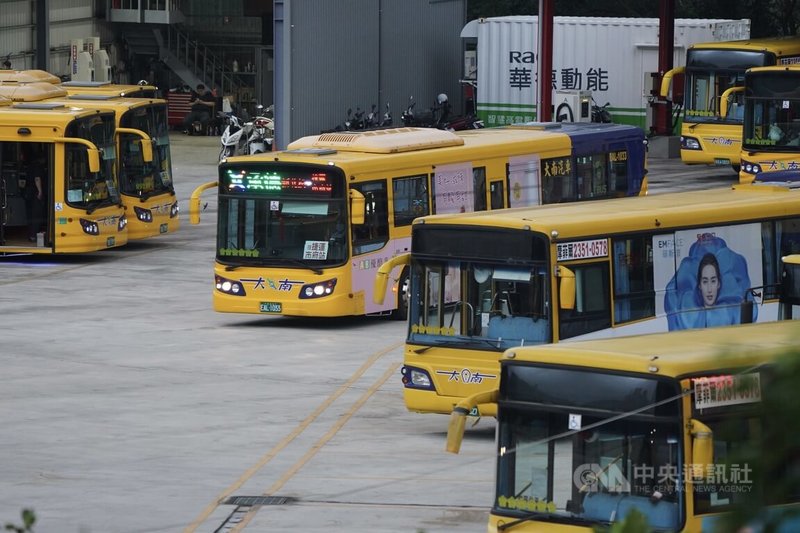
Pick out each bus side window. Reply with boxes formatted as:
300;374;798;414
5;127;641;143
612;236;655;324
473;167;487;211
489;180;505;209
392;174;428;227
559;262;611;340
352;180;388;255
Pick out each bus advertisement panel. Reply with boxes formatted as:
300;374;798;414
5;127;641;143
376;183;800;416
191;123;647;317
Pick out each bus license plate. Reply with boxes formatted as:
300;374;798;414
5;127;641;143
260;302;282;313
159;223;168;234
714;158;730;166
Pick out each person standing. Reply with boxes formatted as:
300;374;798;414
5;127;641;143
25;153;47;243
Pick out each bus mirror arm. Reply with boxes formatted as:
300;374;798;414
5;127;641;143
556;265;576;310
659;66;684;100
373;253;410;304
446;389;498;454
350;189;366;225
189;181;218;225
116;127;154;163
689;419;713;481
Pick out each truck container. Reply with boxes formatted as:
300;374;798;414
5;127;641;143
462;16;751;130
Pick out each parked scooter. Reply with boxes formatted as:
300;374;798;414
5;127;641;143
248;104;274;154
591;98;613;123
219;114;251;161
401;95;448;128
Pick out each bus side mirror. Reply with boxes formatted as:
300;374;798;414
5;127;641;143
557;265;576;310
87;149;101;173
446;389;498;454
689;419;713;480
189;181;218;225
373;253;410;304
140;139;154;163
350;189;365;225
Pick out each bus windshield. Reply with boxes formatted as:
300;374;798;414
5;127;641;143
217;164;349;267
119;104;173;197
685;49;771;124
496;366;682;530
65;113;120;208
743;72;800;151
409;227;551;350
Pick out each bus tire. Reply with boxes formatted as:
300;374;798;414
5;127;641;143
391;269;409;320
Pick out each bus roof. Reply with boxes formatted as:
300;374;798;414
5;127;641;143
61;81;159;98
502;321;800;379
55;93;167;110
0;82;67;101
253;123;641;169
746;64;800;76
412;182;799;239
0;103;113;131
689;36;800;55
0;69;61;84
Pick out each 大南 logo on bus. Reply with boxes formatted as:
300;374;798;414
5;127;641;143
436;368;497;384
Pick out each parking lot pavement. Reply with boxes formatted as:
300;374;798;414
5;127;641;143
0;133;738;533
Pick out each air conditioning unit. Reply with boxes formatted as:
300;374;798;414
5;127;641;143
554;89;592;122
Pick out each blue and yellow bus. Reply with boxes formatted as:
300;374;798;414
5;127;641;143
190;122;648;317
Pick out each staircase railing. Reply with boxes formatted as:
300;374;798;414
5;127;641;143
163;25;242;96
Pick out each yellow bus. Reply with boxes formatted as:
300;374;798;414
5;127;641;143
0;82;172;241
445;320;800;532
0;90;127;253
375;182;800;416
0;71;176;239
661;37;800;171
189;123;648;317
57;91;178;240
737;65;800;183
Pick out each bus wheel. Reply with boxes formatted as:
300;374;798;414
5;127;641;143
391;270;409;320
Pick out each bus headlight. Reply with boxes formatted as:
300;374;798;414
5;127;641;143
215;274;246;296
681;136;701;150
401;365;434;390
79;218;100;235
170;202;179;218
299;278;337;299
134;206;153;222
118;215;128;231
741;160;762;174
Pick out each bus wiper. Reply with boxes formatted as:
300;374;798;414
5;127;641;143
139;191;153;202
413;337;504;354
86;198;115;215
273;258;323;275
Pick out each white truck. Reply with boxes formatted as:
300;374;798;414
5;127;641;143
461;16;751;130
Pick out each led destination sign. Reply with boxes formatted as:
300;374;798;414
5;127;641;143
224;169;335;196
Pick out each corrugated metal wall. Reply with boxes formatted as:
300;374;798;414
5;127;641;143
282;0;466;145
0;0;109;75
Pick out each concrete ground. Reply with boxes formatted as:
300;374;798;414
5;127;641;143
0;133;737;533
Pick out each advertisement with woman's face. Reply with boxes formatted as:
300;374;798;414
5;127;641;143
654;224;763;331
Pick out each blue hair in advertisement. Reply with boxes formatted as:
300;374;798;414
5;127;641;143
664;233;756;330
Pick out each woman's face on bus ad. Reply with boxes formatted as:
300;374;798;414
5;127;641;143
700;263;720;307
